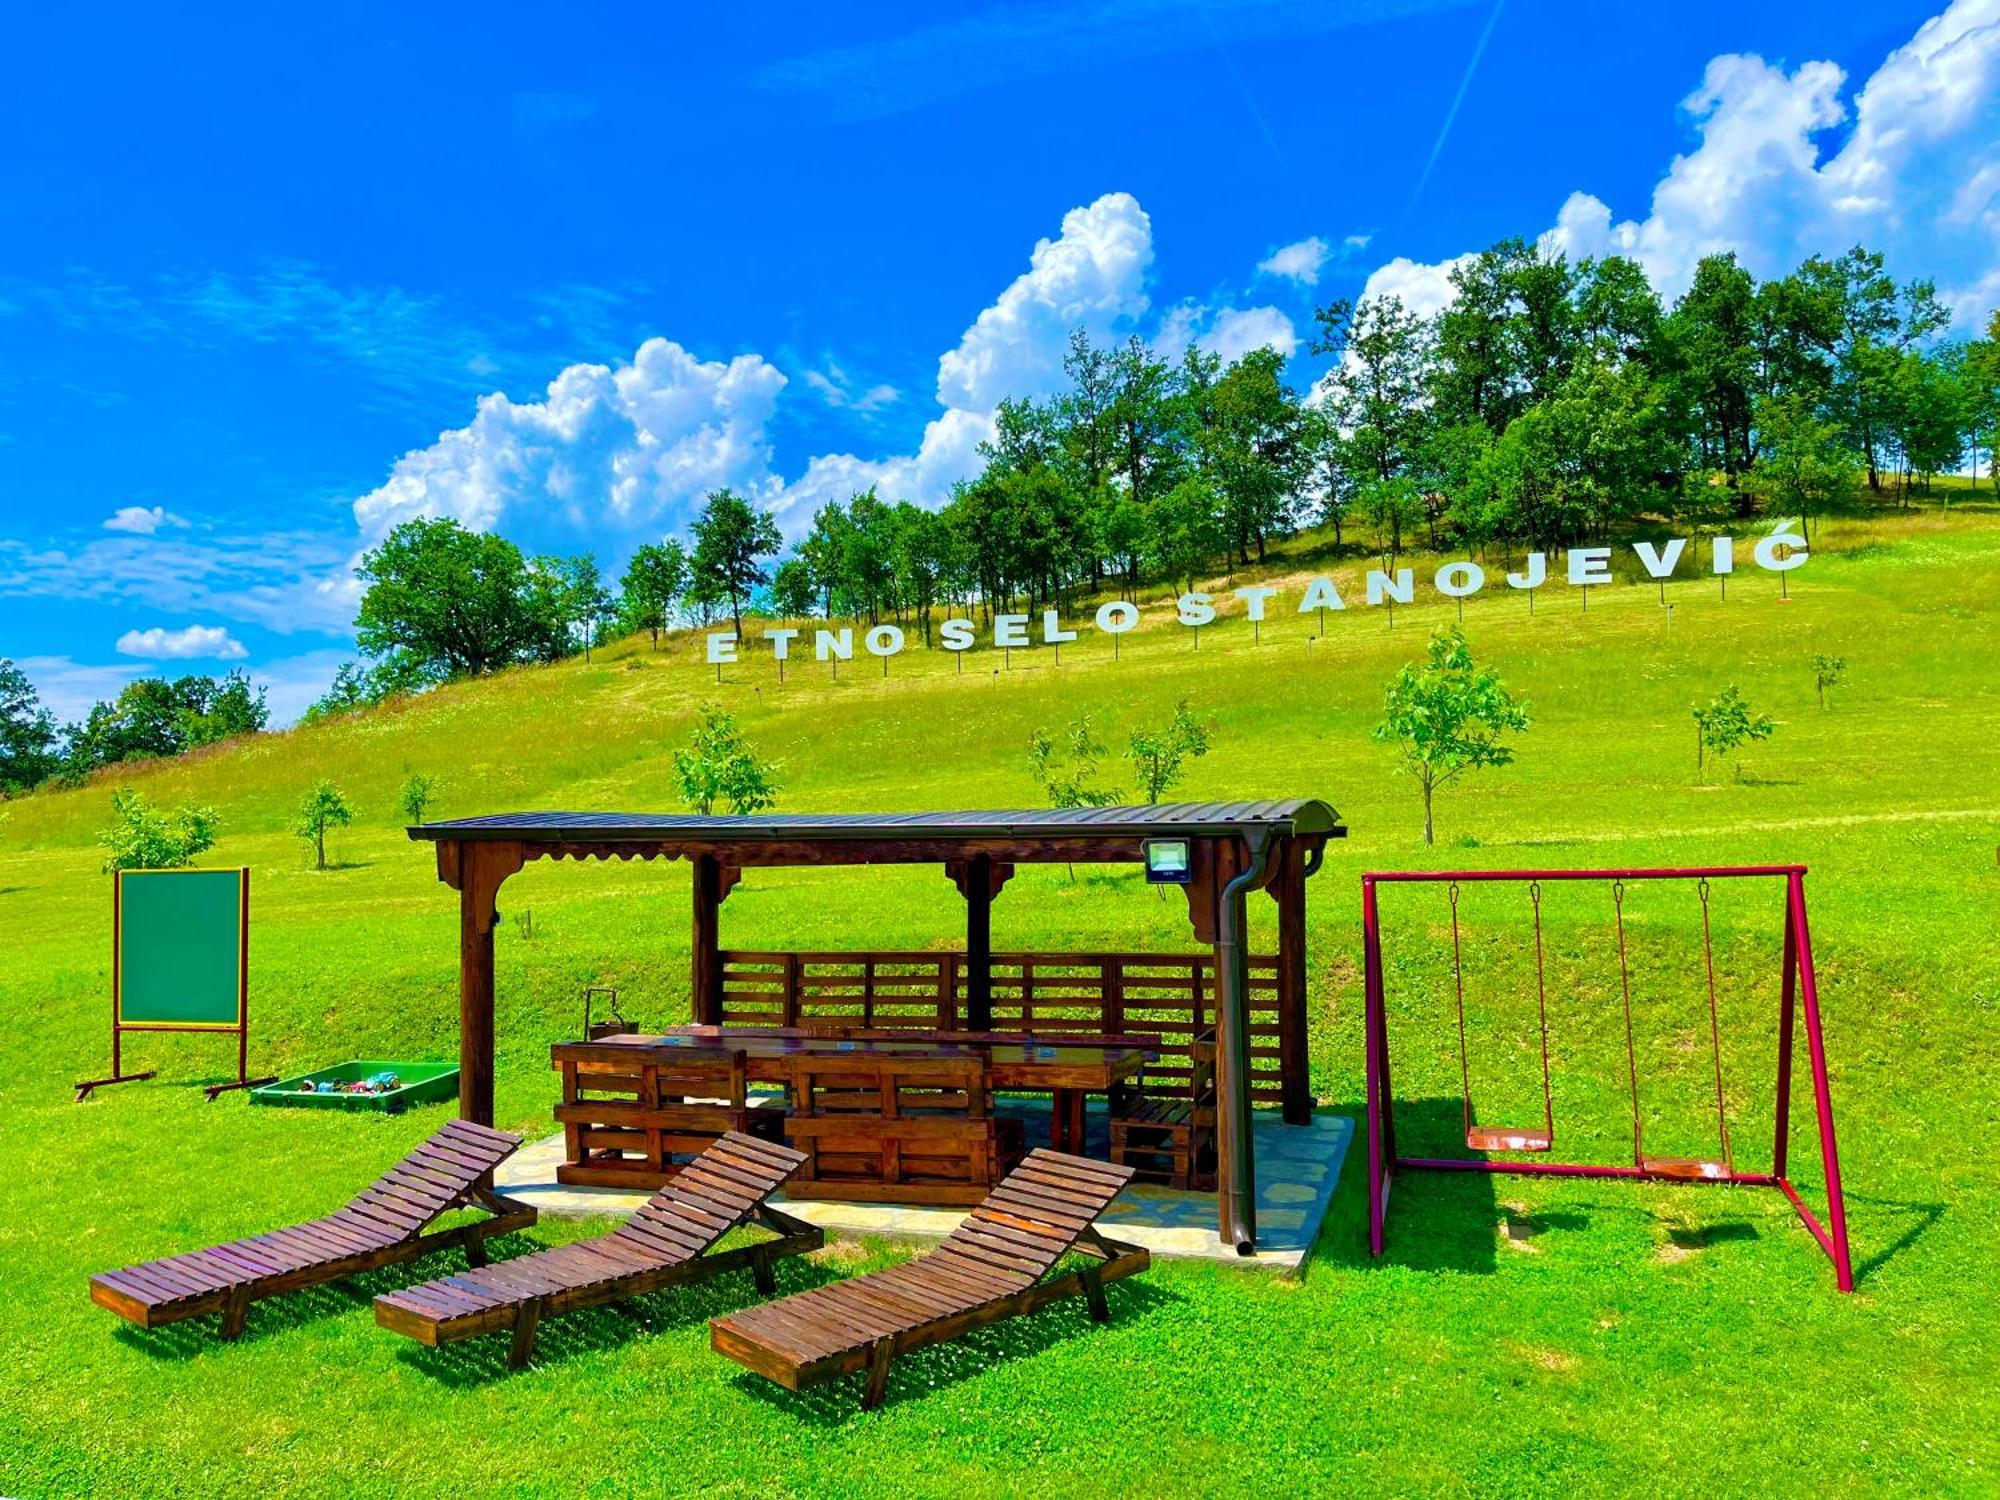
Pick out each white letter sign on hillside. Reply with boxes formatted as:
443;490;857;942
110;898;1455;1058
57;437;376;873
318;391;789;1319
704;531;1813;668
1436;561;1483;597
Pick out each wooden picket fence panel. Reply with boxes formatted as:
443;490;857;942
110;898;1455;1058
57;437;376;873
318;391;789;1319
718;949;1285;1107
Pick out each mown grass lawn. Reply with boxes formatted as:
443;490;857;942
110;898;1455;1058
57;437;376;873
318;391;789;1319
2;504;1997;1496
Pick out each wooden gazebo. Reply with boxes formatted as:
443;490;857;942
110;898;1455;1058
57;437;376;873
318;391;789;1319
410;800;1343;1251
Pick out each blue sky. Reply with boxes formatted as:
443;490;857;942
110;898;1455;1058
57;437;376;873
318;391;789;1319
2;0;1993;723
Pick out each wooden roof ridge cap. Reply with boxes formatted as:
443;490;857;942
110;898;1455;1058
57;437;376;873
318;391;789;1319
406;799;1345;843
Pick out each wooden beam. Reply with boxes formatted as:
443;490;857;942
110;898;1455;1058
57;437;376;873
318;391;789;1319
522;836;1154;868
1272;838;1313;1126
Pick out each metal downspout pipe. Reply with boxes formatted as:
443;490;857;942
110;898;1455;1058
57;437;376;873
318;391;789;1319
1217;829;1279;1254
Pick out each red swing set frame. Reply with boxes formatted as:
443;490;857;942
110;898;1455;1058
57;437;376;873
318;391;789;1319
1362;864;1854;1291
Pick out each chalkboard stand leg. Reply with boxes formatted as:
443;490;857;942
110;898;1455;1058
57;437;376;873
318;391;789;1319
203;1074;277;1102
75;1021;156;1102
74;1069;155;1103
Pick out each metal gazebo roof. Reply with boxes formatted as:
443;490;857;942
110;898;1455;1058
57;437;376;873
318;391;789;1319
407;799;1345;847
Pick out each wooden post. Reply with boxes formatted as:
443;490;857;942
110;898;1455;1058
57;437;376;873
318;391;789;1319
446;839;523;1129
966;852;993;1031
691;853;723;1024
1273;838;1312;1126
460;882;496;1127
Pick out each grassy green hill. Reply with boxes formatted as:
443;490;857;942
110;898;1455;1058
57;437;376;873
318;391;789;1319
4;504;1998;1496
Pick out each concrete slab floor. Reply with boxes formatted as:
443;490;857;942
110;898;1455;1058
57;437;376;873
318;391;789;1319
493;1103;1353;1273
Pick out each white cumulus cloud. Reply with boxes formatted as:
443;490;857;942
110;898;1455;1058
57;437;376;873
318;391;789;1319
1356;0;2000;322
115;624;248;660
1257;236;1332;285
103;505;185;535
1157;302;1299;362
350;336;787;545
934;193;1154;411
333;189;1310;555
774;191;1160;528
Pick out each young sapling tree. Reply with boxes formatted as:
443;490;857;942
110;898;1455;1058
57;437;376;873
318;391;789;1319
1693;685;1775;779
673;704;780;815
1374;626;1530;846
1125;700;1210;805
295;779;355;870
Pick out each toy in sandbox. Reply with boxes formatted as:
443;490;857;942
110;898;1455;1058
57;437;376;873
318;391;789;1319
1361;864;1854;1292
75;867;279;1102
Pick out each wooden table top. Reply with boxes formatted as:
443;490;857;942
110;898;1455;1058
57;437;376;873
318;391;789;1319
553;1027;1153;1090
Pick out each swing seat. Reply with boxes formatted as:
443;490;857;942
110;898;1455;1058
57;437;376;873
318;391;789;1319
1466;1125;1552;1153
1641;1156;1731;1182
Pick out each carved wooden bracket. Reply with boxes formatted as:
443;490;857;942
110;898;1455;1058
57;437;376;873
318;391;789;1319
946;860;1015;901
1180;838;1222;945
439;840;527;937
718;865;742;902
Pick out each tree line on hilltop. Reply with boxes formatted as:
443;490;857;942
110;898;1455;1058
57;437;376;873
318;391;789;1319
2;238;1996;792
312;239;1998;711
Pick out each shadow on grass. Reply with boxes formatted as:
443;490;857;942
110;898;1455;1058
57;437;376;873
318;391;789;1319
726;1276;1178;1423
1318;1098;1504;1277
1665;1220;1760;1250
1846;1194;1948;1286
109;1229;546;1359
393;1249;842;1388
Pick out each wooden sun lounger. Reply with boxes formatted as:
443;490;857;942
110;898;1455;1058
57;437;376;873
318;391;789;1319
374;1131;823;1369
89;1119;536;1339
709;1148;1149;1409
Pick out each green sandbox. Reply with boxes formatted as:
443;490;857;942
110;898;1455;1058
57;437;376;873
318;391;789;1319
250;1059;459;1113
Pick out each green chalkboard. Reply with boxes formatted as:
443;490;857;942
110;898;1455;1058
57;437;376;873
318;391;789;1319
116;868;246;1028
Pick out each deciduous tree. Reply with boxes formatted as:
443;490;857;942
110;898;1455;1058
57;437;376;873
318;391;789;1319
1693;685;1774;779
689;489;782;636
673;704;780;815
295;779;354;870
1374;626;1530;845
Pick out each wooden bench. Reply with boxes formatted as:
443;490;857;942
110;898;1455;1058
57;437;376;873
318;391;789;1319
782;1052;1025;1205
374;1131;821;1370
711;1149;1148;1409
552;1041;782;1189
89;1120;535;1339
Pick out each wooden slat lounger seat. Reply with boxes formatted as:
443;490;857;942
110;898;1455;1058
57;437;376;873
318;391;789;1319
89;1119;535;1340
710;1148;1149;1409
374;1131;822;1370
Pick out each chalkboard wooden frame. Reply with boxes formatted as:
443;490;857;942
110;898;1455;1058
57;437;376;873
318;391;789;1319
75;867;277;1102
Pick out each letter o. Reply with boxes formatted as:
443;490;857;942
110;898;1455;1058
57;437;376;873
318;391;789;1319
864;624;905;656
1435;561;1485;598
1094;601;1139;634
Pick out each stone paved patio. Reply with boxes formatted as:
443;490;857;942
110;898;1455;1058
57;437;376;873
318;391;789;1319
494;1102;1351;1273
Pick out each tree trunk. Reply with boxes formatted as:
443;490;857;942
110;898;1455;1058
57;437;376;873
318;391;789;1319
315;825;326;871
1422;780;1434;847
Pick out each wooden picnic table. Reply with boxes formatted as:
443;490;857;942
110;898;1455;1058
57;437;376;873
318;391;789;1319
577;1027;1155;1155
